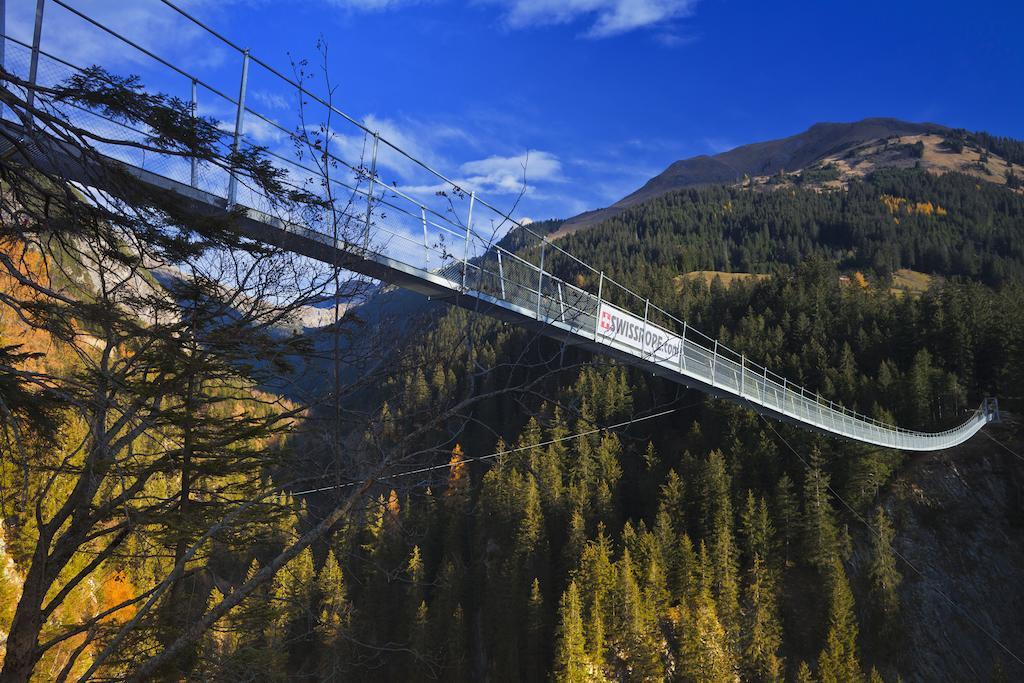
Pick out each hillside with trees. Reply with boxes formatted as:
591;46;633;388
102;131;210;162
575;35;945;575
2;64;1024;682
560;118;1024;234
217;168;1024;680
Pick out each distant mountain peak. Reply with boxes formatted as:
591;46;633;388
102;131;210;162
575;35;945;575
559;118;949;233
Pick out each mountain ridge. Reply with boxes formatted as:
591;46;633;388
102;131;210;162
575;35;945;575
560;118;951;233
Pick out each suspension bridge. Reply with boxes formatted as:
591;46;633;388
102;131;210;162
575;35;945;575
0;0;999;451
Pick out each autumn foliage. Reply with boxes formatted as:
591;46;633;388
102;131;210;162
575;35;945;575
445;444;468;499
99;570;138;624
880;194;948;217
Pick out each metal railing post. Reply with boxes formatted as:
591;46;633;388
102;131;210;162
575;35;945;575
740;354;745;396
497;250;505;299
642;299;650;359
557;282;566;321
363;132;379;250
536;240;545;317
26;0;45;129
190;79;198;188
421;207;429;269
782;377;788;414
711;339;718;387
593;271;604;340
226;49;250;207
461;191;475;291
680;321;688;373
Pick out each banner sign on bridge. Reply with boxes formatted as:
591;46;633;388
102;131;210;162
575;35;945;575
597;301;682;364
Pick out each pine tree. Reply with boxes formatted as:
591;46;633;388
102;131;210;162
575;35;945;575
578;526;615;669
316;549;348;640
868;507;902;639
616;552;662;681
564;506;587;579
906;349;936;427
594;433;623;522
641;441;662;510
773;474;799;567
553;581;589;683
652;508;675;586
691;450;740;641
594;479;616;529
672;534;699;607
680;583;734;683
696;541;713;597
278;545;316;673
569;410;596;487
643;554;671;629
282;545;316;625
659;468;687;537
198;587;229;676
406;545;426;630
700;450;732;539
742;554;783;682
446;604;470;682
410;600;431;666
710;518;741;638
516;476;548;586
802;448;841;571
836;342;858;405
316;549;349;680
588;591;607;675
406;368;430;410
741;491;776;571
795;661;815;683
817;559;863;683
525;578;546;683
532;405;565;511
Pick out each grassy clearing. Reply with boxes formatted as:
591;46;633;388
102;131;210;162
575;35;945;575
674;271;770;290
889;268;933;297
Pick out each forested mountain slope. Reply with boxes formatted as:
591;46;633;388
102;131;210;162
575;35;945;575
249;167;1024;680
557;169;1024;288
4;136;1024;680
561;118;1024;233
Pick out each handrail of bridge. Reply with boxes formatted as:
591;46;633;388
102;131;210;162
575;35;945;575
0;0;996;451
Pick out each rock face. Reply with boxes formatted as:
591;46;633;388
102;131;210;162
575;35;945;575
865;417;1024;681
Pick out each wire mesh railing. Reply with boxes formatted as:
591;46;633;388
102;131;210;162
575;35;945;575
0;0;995;451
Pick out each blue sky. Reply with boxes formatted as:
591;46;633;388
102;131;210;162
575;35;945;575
8;0;1023;223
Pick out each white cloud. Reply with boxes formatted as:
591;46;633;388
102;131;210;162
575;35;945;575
480;0;697;37
252;90;292;111
306;0;698;38
323;0;425;8
654;31;698;47
5;0;234;74
317;114;470;182
460;151;564;193
399;150;563;196
241;117;288;145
